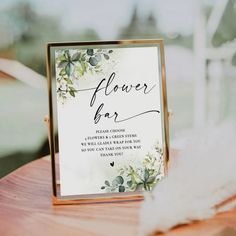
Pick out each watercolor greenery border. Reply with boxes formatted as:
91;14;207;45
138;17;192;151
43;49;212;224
55;48;113;103
101;143;164;193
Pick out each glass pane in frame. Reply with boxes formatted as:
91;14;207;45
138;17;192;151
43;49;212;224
46;40;169;204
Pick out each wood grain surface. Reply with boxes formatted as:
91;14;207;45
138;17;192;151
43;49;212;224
0;156;236;236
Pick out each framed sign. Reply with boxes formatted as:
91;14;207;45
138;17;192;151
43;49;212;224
46;39;169;204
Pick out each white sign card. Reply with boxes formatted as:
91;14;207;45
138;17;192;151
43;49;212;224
47;40;169;203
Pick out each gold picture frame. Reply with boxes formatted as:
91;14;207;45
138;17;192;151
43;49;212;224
46;39;169;205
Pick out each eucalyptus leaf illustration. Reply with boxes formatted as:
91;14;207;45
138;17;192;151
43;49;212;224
127;180;132;187
103;54;109;60
119;186;125;192
58;60;68;68
95;54;102;62
87;49;94;56
55;48;114;103
89;56;98;66
72;52;80;61
65;63;73;76
112;176;124;186
101;143;164;193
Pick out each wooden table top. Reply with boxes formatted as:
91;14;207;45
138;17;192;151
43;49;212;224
0;156;236;236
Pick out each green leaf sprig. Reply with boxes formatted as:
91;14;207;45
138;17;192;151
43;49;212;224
56;48;113;103
101;143;164;193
